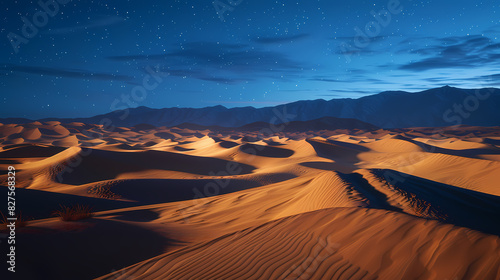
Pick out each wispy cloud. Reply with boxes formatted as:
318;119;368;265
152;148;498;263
45;16;125;35
203;100;288;106
483;25;500;34
398;35;500;71
0;64;133;81
252;33;310;44
328;89;375;94
309;77;345;83
309;75;393;85
462;73;500;86
108;41;308;84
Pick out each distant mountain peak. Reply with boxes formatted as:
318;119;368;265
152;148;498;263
210;105;227;110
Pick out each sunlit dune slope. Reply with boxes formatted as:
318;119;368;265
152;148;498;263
98;208;500;280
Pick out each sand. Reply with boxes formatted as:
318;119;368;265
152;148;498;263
0;122;499;279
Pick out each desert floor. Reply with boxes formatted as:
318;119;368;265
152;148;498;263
1;121;500;279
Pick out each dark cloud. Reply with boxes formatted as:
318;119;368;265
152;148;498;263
0;64;133;81
108;41;307;83
365;78;395;84
461;73;500;86
108;42;249;61
309;77;344;82
252;33;310;44
482;43;500;52
332;35;387;43
480;73;500;80
399;35;500;71
137;67;250;84
309;76;393;85
423;77;452;83
195;75;250;84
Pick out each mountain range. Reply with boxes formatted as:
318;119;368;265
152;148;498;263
3;86;500;128
175;116;379;132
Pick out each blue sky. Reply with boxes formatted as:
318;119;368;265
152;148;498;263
1;0;500;118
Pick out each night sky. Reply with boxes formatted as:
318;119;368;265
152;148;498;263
1;0;499;119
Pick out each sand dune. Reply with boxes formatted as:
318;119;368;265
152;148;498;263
1;122;499;279
97;208;500;280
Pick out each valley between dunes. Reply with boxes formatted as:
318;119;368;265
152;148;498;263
1;121;500;279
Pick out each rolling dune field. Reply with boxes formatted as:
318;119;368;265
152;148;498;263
1;122;500;280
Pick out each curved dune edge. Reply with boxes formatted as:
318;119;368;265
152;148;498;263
97;207;500;280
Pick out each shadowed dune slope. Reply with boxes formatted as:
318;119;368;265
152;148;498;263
50;148;256;185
